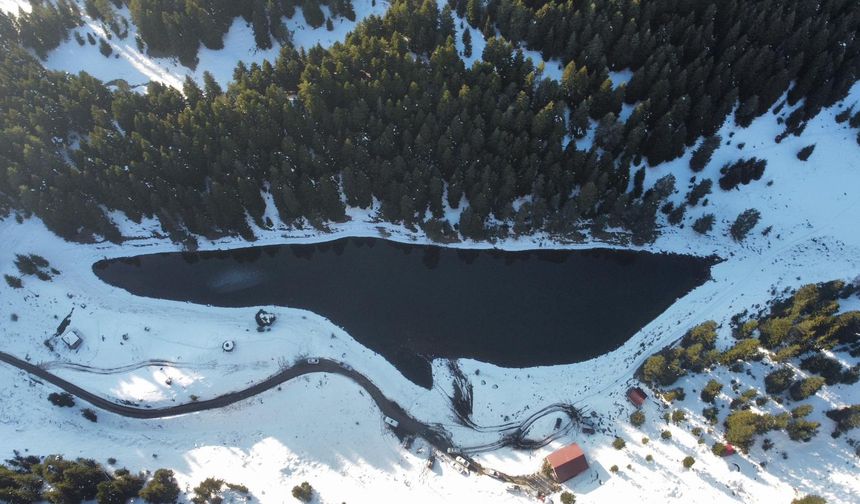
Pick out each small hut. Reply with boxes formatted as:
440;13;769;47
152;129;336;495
545;443;589;482
627;387;647;408
61;329;82;350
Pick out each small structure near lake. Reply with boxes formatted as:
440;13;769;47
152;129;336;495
627;387;648;408
60;329;82;350
545;443;589;482
255;309;276;328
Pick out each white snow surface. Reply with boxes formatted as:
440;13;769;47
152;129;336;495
1;80;859;503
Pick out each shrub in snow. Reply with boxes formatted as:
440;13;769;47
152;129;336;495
560;491;576;504
96;468;145;504
642;355;680;385
729;209;761;241
826;405;860;436
33;456;108;503
630;410;645;427
800;354;851;385
689;135;721;172
682;456;695;469
643;321;718;386
789;376;825;401
191;477;248;504
701;379;723;403
15;254;46;275
791;405;814;419
139;469;180;504
791;496;826;504
663;387;686;402
302;0;325;28
718;158;766;190
686;179;713;206
693;214;715;235
0;465;42;502
797;144;816;161
609;465;619;473
4;275;22;289
668;205;686;226
719;338;760;364
540;459;553;479
671;410;686;424
711;442;727;456
661;430;672;440
81;408;97;422
48;392;75;408
645;454;654;462
724;411;790;451
291;481;314;502
99;38;112;57
787;419;820;442
612;437;626;450
765;367;795;394
723;410;761;451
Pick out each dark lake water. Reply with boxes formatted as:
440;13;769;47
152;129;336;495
93;239;713;387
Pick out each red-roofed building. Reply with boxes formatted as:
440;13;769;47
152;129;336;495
722;444;736;456
545;443;589;482
627;387;647;408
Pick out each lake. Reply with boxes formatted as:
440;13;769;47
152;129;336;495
93;239;713;387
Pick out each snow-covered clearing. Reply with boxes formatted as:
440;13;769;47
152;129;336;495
0;0;388;89
1;78;859;503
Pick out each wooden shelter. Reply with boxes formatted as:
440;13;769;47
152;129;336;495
545;443;589;482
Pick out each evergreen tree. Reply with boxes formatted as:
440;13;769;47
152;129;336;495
252;0;272;49
462;27;472;57
466;0;481;28
730;209;761;241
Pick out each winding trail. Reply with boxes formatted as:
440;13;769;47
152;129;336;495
40;359;218;374
0;352;442;437
0;350;574;490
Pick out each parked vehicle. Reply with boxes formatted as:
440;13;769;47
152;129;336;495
455;456;470;469
306;358;319;364
384;416;399;428
453;461;470;475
